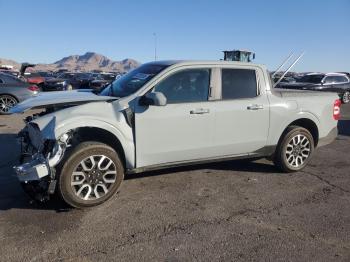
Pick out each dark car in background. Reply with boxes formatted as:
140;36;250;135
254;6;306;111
19;63;45;86
42;72;93;91
0;72;39;113
42;72;117;91
23;71;55;89
89;73;117;91
277;72;350;103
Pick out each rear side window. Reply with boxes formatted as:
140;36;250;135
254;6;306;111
325;76;349;84
333;76;348;83
221;69;257;99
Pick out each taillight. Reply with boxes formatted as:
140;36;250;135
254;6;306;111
333;99;341;120
28;85;39;92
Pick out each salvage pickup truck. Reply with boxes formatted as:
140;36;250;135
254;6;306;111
9;61;340;208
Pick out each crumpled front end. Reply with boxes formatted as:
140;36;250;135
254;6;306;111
14;120;71;202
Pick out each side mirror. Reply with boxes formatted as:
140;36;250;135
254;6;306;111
139;92;167;106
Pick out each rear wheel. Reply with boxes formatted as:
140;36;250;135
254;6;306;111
342;91;350;104
57;142;124;208
0;95;18;114
274;126;314;172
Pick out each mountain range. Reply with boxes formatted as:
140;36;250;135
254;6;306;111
0;52;140;72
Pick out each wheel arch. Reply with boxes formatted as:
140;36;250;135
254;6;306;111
0;93;19;102
52;119;135;170
279;118;319;147
73;126;127;169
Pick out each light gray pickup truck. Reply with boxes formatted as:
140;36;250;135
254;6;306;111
9;61;340;208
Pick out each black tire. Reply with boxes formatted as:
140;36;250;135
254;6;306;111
342;91;350;104
57;142;124;208
274;126;314;173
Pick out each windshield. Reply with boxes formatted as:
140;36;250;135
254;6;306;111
101;64;168;97
297;74;324;84
37;72;52;77
75;73;92;79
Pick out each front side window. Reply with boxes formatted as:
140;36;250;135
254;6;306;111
0;78;3;84
221;69;257;99
154;69;210;104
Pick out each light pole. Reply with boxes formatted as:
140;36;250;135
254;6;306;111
153;33;157;61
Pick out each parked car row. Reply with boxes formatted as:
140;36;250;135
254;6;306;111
1;61;349;115
276;72;350;104
42;72;117;92
0;64;120;113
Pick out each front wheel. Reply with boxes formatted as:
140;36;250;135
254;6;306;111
342;91;350;104
57;142;124;208
274;126;314;173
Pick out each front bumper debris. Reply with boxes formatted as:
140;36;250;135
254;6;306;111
14;157;50;182
14;123;71;202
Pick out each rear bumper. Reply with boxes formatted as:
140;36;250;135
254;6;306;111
318;127;338;147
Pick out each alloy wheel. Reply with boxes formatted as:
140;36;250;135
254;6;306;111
343;91;350;104
285;134;311;168
71;155;117;200
0;95;17;113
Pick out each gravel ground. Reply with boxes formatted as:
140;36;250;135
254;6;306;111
0;104;349;262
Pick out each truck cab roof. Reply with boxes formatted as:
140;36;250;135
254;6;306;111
145;60;265;69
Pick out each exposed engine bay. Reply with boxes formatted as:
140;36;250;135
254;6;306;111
14;108;75;201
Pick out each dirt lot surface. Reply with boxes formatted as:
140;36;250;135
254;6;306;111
0;104;349;262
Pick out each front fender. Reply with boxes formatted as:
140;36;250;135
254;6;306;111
57;118;134;169
33;115;135;169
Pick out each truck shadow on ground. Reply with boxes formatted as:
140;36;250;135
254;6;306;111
125;160;279;181
338;120;350;136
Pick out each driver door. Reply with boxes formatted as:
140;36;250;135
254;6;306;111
134;68;217;168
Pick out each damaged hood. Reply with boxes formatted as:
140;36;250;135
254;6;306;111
9;89;118;113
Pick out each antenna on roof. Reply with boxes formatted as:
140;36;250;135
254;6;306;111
153;33;157;61
272;52;294;78
273;52;305;88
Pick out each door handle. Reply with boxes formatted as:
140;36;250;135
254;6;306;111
247;104;264;110
190;108;210;114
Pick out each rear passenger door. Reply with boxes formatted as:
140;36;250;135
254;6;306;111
212;67;270;156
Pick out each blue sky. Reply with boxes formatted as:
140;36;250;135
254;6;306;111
0;0;349;72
